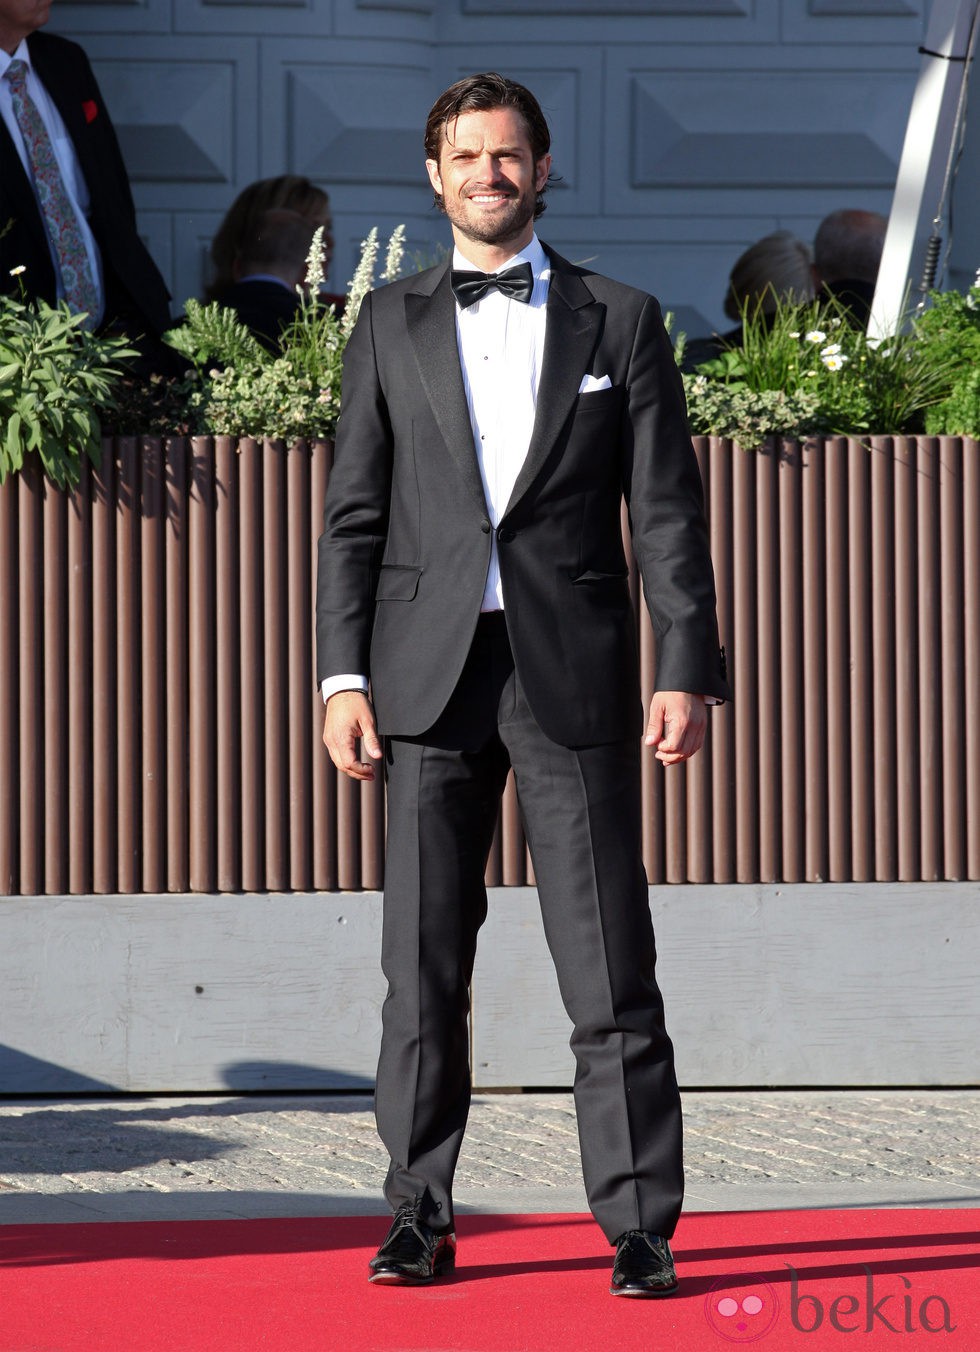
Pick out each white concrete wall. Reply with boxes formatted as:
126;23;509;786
2;884;976;1093
53;0;926;340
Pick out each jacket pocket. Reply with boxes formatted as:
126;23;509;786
571;569;629;584
375;564;422;601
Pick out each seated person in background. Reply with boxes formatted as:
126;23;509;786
1;0;174;371
681;230;813;371
212;207;320;352
811;208;887;328
207;173;340;305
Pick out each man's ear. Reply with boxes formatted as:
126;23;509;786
425;158;443;196
535;154;552;192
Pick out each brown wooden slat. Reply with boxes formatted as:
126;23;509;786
115;438;141;892
939;437;967;878
19;462;44;894
501;771;524;886
43;478;69;893
848;438;874;881
67;459;93;893
803;437;828;882
893;437;920;882
165;438;190;892
755;441;781;882
238;438;265;891
188;436;217;891
964;440;980;879
824;437;851;883
870;437;897;881
0;475;18;893
336;769;361;890
215;435;241;891
361;773;385;892
733;440;759;881
92;443;117;892
262;439;289;890
310;440;338;891
778;441;805;882
916;438;943;881
287;440;312;890
140;437;166;893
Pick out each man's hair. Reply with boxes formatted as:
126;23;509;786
423;72;553;219
813;209;887;285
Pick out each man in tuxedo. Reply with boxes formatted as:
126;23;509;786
0;0;172;357
316;72;729;1297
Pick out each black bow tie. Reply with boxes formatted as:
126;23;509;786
450;262;534;309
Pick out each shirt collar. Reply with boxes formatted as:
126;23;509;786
452;234;549;281
0;39;31;78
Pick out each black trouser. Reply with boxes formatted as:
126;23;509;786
375;613;683;1244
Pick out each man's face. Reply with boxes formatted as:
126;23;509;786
0;0;51;51
425;106;551;254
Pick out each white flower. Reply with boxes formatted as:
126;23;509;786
9;264;26;276
805;330;826;343
303;225;326;294
788;331;801;339
820;343;842;357
382;224;407;284
821;352;848;371
830;317;842;328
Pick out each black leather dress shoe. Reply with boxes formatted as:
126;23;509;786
610;1231;678;1297
368;1200;456;1285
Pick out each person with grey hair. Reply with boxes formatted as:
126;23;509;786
681;229;814;370
812;208;888;327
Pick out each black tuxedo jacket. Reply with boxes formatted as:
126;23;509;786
0;31;171;336
316;247;730;747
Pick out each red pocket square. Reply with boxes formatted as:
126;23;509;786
82;99;98;123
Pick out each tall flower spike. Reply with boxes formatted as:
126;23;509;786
382;225;407;284
341;227;379;339
302;225;326;297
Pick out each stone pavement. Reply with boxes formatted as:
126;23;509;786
1;1090;978;1225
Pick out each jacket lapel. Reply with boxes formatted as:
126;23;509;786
405;262;490;514
504;250;602;516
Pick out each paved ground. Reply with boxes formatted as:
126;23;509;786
1;1090;978;1224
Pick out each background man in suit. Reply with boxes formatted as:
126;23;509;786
316;72;729;1298
210;207;316;353
0;0;173;362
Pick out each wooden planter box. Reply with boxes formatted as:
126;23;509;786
1;433;979;1092
1;434;978;897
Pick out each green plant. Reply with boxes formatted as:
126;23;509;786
164;224;406;441
683;291;961;446
915;276;980;437
0;285;136;488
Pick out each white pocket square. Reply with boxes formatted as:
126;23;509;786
578;373;612;394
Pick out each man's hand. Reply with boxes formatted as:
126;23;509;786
644;691;707;766
322;690;383;781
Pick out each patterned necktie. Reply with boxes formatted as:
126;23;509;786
450;261;535;309
4;59;99;322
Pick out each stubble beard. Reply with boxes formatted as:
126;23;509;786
442;190;537;250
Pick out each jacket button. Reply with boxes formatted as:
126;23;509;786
497;527;515;543
480;518;491;533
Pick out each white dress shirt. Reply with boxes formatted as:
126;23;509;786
0;39;105;325
321;235;550;704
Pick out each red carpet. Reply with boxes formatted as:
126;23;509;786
1;1210;977;1351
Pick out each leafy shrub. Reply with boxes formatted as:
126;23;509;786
0;288;135;488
